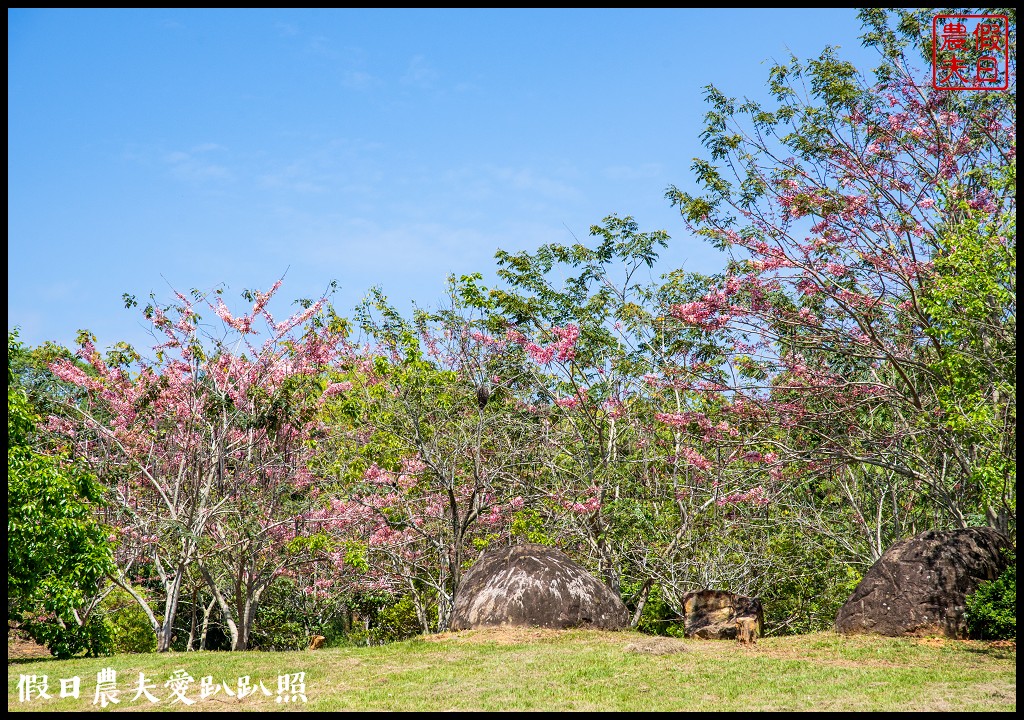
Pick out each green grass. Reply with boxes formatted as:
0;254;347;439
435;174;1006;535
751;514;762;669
8;628;1016;711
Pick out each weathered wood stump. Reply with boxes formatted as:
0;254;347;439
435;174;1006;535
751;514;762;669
682;589;764;641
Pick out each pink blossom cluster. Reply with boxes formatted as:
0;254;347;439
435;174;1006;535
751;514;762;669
320;381;353;403
44;415;78;437
420;329;442;359
680;447;713;472
525;343;554;364
469;330;505;348
50;359;105;392
399;456;424;474
479;505;506;527
601;398;625;419
716;485;770;507
562;491;601;515
669;289;734;331
215;298;253;334
363;463;395;486
508;324;580;365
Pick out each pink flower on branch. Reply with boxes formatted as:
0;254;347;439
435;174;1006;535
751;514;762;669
214;298;253;334
319;381;353;402
514;324;581;366
680;447;713;473
50;359;105;392
562;493;601;515
716;485;770;507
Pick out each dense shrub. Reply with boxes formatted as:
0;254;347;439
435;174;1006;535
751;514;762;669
965;551;1016;641
249;579;324;651
627;583;685;638
371;594;422;643
102;587;158;654
20;613;112;659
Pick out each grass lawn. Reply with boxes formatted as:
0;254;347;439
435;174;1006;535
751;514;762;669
8;628;1016;712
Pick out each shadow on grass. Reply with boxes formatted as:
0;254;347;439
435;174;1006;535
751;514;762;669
960;640;1016;661
7;656;60;666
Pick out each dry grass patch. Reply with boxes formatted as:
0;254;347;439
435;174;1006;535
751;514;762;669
419;626;572;645
623;636;689;655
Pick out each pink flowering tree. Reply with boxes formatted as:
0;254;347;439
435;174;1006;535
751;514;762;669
477;215;726;622
664;9;1016;559
46;280;356;650
320;284;541;632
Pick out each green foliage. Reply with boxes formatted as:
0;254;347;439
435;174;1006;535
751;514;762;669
8;330;114;658
343;541;370;573
340;592;422;647
250;593;310;652
626;583;685;638
471;533;501;552
372;595;422;644
919;173;1017;525
509;509;554;545
19;613;113;660
6;328;88;417
101;587;158;654
23;586;159;658
757;523;863;636
965;551;1016;640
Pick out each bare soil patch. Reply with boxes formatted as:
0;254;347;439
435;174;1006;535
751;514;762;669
7;634;51;662
420;626;575;645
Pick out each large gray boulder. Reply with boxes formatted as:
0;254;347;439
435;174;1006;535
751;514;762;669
450;544;628;631
835;527;1012;638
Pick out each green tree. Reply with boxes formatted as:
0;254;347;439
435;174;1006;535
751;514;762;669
920;167;1016;531
8;330;114;657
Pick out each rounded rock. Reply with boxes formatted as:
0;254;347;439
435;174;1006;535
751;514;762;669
450;543;629;631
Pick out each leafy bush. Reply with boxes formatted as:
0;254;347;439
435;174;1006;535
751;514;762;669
341;592;423;646
20;613;112;659
757;523;863;636
372;594;422;644
102;588;157;654
510;509;554;545
249;578;323;651
626;583;685;638
965;552;1016;640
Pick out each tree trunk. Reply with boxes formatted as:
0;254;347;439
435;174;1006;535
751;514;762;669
199;597;216;650
199;563;241;650
186;585;199;651
111;569;183;653
630;579;654;629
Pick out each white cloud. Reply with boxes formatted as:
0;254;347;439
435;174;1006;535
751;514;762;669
488;166;582;203
162;145;232;182
256;137;386;195
402;55;438;89
341;69;378;90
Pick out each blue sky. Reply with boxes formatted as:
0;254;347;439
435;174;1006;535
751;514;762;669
9;8;886;353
